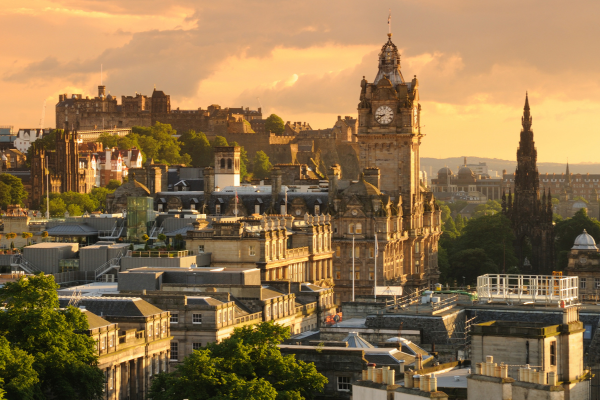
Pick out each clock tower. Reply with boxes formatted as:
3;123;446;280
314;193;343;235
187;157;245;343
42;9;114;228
357;33;422;230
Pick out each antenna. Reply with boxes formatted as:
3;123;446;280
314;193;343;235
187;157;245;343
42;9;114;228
39;100;46;130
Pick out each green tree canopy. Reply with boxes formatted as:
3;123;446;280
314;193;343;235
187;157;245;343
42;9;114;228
265;114;285;135
436;201;451;223
131;123;191;165
0;274;104;399
554;208;600;270
0;174;28;208
448;248;498;286
149;322;327;400
211;136;229;147
106;180;121;190
0;336;39;399
253;151;272;180
454;214;465;233
90;187;115;212
472;200;502;218
179;130;212;168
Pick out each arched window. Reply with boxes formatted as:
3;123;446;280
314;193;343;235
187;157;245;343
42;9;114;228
227;158;232;169
348;224;355;234
220;158;225;168
356;223;362;234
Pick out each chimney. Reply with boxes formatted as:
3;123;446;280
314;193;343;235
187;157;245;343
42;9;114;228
271;168;283;207
337;115;341;121
363;167;380;190
59;94;64;102
203;167;215;195
328;164;341;206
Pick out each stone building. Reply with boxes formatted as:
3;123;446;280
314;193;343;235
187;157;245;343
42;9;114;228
566;230;600;301
431;157;504;201
502;95;555;274
185;214;334;287
57;296;172;400
30;128;97;207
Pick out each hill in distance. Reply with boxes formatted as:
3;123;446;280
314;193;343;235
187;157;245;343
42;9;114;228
421;157;600;176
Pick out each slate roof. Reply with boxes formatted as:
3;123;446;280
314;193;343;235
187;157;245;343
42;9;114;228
165;225;195;237
58;296;164;318
47;224;98;236
261;286;285;300
187;296;223;306
342;332;374;348
82;309;113;329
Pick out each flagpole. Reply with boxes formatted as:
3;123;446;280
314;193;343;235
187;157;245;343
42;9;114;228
45;156;50;220
374;232;378;300
352;235;355;302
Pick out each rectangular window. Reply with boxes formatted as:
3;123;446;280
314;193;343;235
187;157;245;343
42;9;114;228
581;278;587;289
335;246;340;258
369;247;374;258
170;313;178;324
198;245;205;254
337;376;351;391
109;334;114;348
314;205;320;215
335;271;341;279
192;313;202;324
354;272;360;280
596;278;600;289
215;204;221;214
550;341;557;366
218;311;222;324
102;337;106;350
193;343;202;350
148;325;153;337
584;324;593;340
162;321;166;334
170;342;178;361
355;247;360;258
249;246;256;256
255;204;261;214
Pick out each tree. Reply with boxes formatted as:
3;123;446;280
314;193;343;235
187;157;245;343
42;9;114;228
253;151;272;180
0;274;104;399
97;133;119;149
132;123;191;165
179;130;212;168
149;322;327;400
41;231;48;242
0;174;28;208
21;232;33;246
265;114;285;135
66;204;82;217
448;248;498;286
436;201;451;223
451;213;517;276
26;130;57;169
90;187;114;212
0;336;39;400
157;233;166;243
106;180;121;190
45;197;66;217
554;208;600;270
0;182;11;210
454;214;465;233
472;200;502;218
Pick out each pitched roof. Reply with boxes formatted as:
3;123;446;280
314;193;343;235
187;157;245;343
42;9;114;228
82;309;113;329
58;296;164;318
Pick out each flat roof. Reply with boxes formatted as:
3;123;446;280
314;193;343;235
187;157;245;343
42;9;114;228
57;282;119;297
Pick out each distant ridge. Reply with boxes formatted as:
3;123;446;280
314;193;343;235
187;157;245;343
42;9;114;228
421;157;600;175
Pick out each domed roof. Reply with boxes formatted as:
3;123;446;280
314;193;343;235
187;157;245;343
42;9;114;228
572;229;598;250
342;176;381;197
458;166;474;178
106;94;113;100
572;201;588;210
438;167;453;177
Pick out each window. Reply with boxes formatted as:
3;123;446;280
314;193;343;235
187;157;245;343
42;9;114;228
190;204;195;210
162;321;166;334
192;314;202;324
338;376;351;391
335;271;341;279
581;278;587;289
215;204;221;214
102;336;106;350
335;246;341;258
354;272;360;280
369;247;374;258
218;311;222;324
170;313;178;324
227;158;232;169
220;158;225;168
584;324;593;340
198;245;205;254
550;341;557;366
109;334;114;348
280;204;286;214
249;246;256;256
355;247;360;258
255;204;261;214
229;309;233;321
596;278;600;289
109;369;114;390
265;245;269;258
314;205;320;215
266;307;271;317
193;343;202;351
348;224;354;234
155;356;159;374
148;325;153;337
149;357;153;376
356;223;362;234
170;342;178;361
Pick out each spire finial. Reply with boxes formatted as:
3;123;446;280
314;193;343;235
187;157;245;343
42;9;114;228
521;92;532;131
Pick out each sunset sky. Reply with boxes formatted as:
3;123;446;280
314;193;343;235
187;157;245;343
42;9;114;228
2;0;599;163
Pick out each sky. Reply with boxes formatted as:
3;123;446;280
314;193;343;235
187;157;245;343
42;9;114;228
1;0;600;163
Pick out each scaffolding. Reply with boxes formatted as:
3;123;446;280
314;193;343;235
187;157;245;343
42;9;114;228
477;274;578;305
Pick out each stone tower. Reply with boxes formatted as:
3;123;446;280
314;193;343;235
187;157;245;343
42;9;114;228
502;94;554;274
356;32;422;230
214;146;241;188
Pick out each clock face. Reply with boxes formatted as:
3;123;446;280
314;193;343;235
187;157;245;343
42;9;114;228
351;209;358;216
375;106;394;125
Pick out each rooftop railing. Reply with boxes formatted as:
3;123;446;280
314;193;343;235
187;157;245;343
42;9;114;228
129;250;191;258
477;274;579;305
